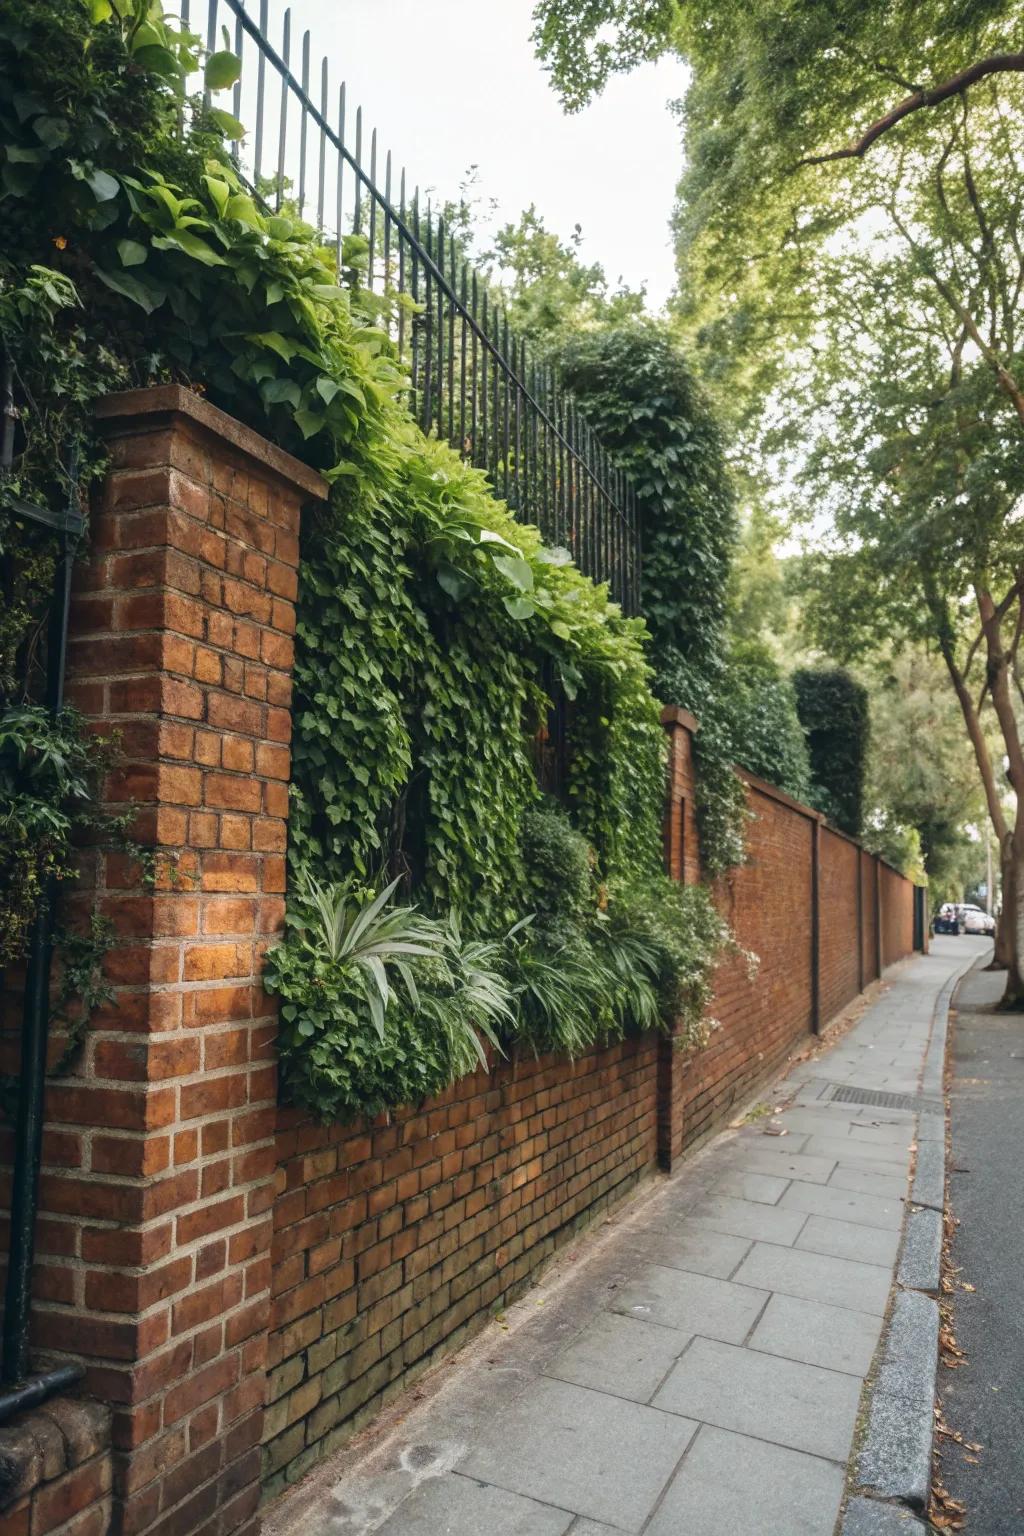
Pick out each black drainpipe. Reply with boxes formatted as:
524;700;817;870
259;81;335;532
0;356;85;1413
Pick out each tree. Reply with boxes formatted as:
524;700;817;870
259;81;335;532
532;0;1024;1001
859;649;990;905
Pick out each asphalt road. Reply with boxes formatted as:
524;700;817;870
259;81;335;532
939;960;1024;1534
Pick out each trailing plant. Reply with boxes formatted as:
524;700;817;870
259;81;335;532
263;876;511;1121
0;705;120;965
793;668;870;836
1;1;731;1122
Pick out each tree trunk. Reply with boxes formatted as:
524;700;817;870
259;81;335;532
992;841;1014;969
999;836;1024;1007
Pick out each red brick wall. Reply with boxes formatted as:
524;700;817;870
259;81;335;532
880;862;914;968
0;394;924;1533
819;828;861;1026
672;779;816;1155
0;387;326;1536
264;1039;658;1496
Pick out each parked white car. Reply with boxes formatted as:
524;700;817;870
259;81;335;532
961;904;997;936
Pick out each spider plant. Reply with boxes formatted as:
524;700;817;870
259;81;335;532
287;872;443;1039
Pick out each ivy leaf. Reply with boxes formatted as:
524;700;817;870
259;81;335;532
503;596;535;620
94;266;165;313
490;553;534;593
437;564;474;601
151;230;226;266
204;51;242;91
208;108;246;141
223;192;261;226
294;408;326;440
116;239;148;268
550;619;573;640
32;115;69;149
261;377;302;407
247;330;297;362
86;168;119;202
203;174;230;216
89;0;113;19
316;376;341;405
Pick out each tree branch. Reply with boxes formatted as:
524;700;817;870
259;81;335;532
800;54;1024;166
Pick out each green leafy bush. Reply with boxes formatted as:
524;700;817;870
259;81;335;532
721;641;811;800
2;2;731;1122
793;668;870;835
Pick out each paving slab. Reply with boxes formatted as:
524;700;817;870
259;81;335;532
721;1146;838;1184
457;1378;696;1532
708;1169;791;1204
608;1264;767;1341
653;1335;861;1460
633;1224;752;1279
829;1165;909;1200
748;1292;883;1376
645;1425;845;1536
732;1241;893;1314
796;1214;901;1268
543;1312;690;1404
375;1474;575;1534
687;1194;807;1246
780;1180;904;1230
801;1136;910;1171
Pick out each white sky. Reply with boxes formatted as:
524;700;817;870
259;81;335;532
288;0;687;309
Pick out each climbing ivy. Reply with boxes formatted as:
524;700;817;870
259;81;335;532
1;0;727;1121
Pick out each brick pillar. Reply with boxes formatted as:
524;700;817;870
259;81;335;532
44;386;325;1536
657;707;700;1170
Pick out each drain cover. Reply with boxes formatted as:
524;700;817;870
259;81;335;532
828;1084;943;1115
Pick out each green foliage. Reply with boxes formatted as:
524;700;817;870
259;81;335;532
720;641;811;801
793;669;870;836
263;877;511;1121
0;706;119;963
0;0;733;1122
605;875;732;1049
558;324;746;873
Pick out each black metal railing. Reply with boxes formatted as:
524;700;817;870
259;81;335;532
183;0;641;613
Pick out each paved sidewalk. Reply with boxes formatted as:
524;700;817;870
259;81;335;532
265;940;981;1536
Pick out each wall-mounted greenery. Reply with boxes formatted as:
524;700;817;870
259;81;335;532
1;0;730;1122
793;669;870;837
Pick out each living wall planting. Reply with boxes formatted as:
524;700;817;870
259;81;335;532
0;0;728;1125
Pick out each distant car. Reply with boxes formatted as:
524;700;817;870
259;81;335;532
961;904;997;937
933;904;963;935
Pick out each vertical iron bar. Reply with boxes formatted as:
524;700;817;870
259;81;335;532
447;236;456;447
383;151;393;325
422;203;434;433
410;189;421;421
479;284;488;474
501;314;511;502
204;0;218;109
513;340;522;512
254;0;268;184
231;7;243;166
459;263;468;457
298;30;310;217
353;107;363;234
470;271;479;465
274;8;290;211
434;215;444;439
368;128;378;292
335;83;346;269
490;304;500;486
317;55;328;236
397;168;407;359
